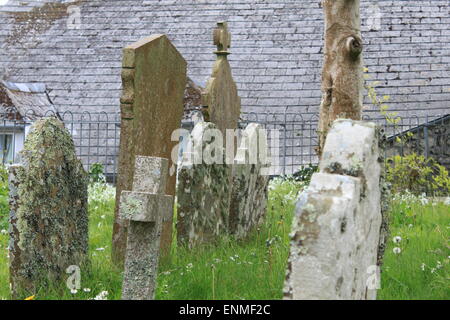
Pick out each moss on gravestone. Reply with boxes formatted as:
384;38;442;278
10;117;89;297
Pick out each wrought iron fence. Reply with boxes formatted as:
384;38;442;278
1;107;448;181
1;108;121;183
241;110;449;175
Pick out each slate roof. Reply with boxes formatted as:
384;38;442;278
0;0;448;121
0;80;57;120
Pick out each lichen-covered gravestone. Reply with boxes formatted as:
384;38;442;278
284;119;383;300
229;123;271;239
113;34;187;264
8;117;88;298
176;122;231;247
120;156;173;300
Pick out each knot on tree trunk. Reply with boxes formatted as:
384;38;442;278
345;36;362;60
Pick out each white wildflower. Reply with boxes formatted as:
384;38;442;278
393;247;401;254
393;236;402;244
83;288;91;293
420;263;426;271
93;291;108;300
70;289;78;294
0;229;7;235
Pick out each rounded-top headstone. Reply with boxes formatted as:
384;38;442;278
9;117;88;297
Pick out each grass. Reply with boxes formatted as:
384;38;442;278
0;180;448;300
377;194;450;300
0;179;302;300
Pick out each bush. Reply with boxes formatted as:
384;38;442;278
89;163;106;183
386;154;450;196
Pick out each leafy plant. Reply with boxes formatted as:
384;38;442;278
364;68;414;144
89;163;106;183
386;153;450;196
364;68;397;123
291;164;319;184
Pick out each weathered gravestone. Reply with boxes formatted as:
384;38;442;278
120;156;173;300
229;123;271;239
113;34;187;265
176;22;245;247
8;117;88;297
176;122;231;247
284;119;383;300
202;21;241;160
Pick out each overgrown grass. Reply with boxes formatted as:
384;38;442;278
0;179;302;300
378;193;450;300
0;179;448;300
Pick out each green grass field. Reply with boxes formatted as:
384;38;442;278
0;180;448;300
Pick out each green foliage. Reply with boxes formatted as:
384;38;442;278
364;68;400;125
0;178;302;300
156;178;301;300
0;165;8;231
386;154;450;196
378;194;450;300
364;68;414;145
291;164;319;184
89;163;106;183
0;178;448;300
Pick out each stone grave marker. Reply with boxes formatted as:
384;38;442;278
284;119;383;300
113;34;187;264
202;21;241;161
120;156;173;300
8;117;88;298
176;122;231;247
229;123;271;239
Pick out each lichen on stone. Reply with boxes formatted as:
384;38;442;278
9;117;89;297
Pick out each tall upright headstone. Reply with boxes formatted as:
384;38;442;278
229;123;271;239
8;117;89;298
284;120;383;300
176;122;231;247
113;35;187;265
120;156;173;300
202;21;241;157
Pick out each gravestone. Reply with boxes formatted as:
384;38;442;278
8;117;88;298
176;122;231;247
229;123;271;239
113;34;187;265
284;120;382;300
202;21;241;160
120;156;173;300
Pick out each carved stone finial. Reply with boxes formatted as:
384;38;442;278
213;21;231;56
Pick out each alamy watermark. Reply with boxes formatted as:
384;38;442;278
67;5;82;30
169;127;281;176
66;265;81;294
366;265;381;290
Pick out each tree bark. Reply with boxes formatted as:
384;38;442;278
317;0;364;157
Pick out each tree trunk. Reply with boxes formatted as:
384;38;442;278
317;0;364;157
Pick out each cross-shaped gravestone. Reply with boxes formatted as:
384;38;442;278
120;156;174;300
213;21;231;55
